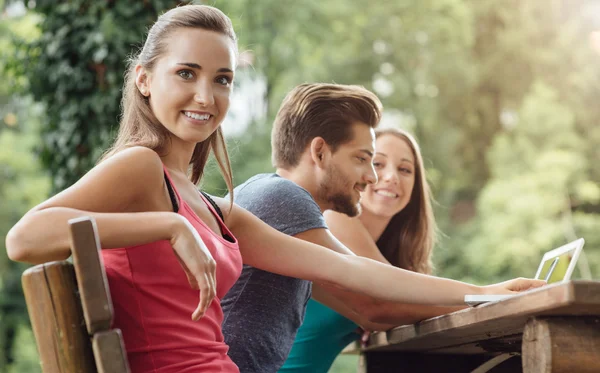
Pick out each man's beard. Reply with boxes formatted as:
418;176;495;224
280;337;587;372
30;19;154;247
318;166;361;217
328;193;361;217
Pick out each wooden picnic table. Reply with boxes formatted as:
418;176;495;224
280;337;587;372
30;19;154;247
357;280;600;373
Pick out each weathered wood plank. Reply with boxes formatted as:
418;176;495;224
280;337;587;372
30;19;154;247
522;317;600;373
69;217;113;335
23;261;96;373
92;329;130;373
22;265;61;373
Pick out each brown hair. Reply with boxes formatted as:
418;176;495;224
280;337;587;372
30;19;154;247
101;5;236;198
374;128;436;275
271;83;383;169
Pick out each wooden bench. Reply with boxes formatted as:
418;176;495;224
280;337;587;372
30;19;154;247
21;216;130;373
354;280;600;373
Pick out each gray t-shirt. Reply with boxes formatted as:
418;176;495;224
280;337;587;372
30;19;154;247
221;173;327;373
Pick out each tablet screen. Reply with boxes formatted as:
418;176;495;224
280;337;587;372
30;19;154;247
534;238;584;283
537;255;568;283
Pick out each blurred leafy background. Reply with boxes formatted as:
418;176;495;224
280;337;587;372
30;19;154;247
1;0;599;371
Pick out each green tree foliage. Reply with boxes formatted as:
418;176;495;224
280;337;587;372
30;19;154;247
204;0;476;198
452;83;598;282
0;6;47;371
0;104;47;371
437;0;600;283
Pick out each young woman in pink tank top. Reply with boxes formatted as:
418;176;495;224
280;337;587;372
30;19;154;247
6;4;545;373
101;166;242;372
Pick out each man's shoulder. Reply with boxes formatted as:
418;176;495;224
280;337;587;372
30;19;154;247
234;173;310;199
231;173;325;234
237;173;299;190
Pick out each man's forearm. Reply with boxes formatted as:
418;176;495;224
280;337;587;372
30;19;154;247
365;301;466;325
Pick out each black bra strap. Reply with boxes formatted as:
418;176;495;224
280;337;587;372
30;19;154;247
201;191;234;243
164;173;179;213
163;175;232;242
200;191;224;222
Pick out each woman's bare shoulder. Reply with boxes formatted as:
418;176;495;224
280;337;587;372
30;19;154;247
324;210;386;261
96;146;165;190
30;146;166;214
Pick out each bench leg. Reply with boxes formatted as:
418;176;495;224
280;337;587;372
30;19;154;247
522;316;600;373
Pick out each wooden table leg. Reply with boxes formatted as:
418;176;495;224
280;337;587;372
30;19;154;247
522;316;600;373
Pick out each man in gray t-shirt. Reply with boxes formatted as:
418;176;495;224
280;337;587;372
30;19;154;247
222;83;384;372
222;173;326;372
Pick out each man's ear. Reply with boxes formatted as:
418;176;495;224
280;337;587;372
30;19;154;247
135;65;150;97
309;137;332;168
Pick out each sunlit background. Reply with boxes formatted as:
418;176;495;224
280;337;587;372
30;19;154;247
2;0;600;371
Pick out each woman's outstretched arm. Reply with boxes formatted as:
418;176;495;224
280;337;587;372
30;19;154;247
225;203;546;306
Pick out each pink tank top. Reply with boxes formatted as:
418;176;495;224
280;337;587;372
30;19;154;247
102;167;243;373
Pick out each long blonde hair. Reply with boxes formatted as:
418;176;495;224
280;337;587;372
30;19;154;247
374;128;437;274
101;5;235;200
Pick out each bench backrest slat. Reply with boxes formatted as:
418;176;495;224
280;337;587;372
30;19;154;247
92;330;130;373
69;217;114;334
